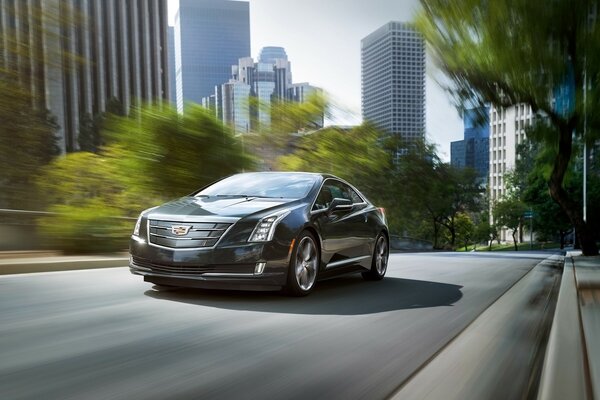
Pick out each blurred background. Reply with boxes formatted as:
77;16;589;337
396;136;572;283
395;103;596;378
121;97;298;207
0;0;598;255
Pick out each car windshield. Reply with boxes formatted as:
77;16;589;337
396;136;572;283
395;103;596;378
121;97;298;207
197;173;318;199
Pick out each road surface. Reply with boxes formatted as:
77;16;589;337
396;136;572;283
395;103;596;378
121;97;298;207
0;252;561;399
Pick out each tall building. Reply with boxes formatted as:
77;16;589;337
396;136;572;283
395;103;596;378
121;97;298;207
174;0;250;112
221;81;251;134
451;106;490;184
0;0;169;153
168;26;177;105
489;103;534;240
361;21;425;139
207;47;320;134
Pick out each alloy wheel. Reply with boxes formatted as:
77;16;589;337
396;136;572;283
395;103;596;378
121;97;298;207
295;236;318;291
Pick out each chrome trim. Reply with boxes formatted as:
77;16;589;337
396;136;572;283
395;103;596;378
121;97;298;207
130;264;261;280
310;177;369;214
147;213;239;224
131;235;145;244
325;255;370;269
151;225;227;232
149;233;213;241
248;209;291;242
145;215;239;251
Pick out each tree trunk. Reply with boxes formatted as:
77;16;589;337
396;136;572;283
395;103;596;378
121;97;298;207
519;221;524;243
548;126;598;256
512;230;518;251
432;218;439;249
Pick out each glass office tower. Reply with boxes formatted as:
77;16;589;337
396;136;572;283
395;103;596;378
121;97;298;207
175;0;251;112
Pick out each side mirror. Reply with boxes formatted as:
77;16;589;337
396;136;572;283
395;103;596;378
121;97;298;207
328;197;353;213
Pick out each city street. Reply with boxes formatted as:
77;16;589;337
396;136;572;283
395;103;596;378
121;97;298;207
0;252;562;400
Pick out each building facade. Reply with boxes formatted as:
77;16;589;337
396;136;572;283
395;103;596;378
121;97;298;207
451;106;490;184
174;0;250;112
361;21;425;139
168;26;177;105
0;0;169;153
489;103;534;240
205;47;322;134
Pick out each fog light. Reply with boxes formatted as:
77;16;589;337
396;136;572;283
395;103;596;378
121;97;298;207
254;262;266;275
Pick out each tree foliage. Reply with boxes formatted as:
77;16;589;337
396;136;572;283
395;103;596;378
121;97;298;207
103;104;253;198
493;196;526;251
38;104;253;252
0;81;59;209
278;124;388;194
279;130;483;249
417;0;600;254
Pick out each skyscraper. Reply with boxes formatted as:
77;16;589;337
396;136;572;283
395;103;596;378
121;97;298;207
174;0;251;112
207;48;321;134
451;106;490;184
168;26;177;105
361;21;425;139
0;0;169;153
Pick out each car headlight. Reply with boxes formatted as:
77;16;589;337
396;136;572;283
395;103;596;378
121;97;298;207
132;206;158;237
248;209;291;242
133;215;142;236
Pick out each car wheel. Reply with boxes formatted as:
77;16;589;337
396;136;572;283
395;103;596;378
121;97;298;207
285;231;320;296
362;233;388;281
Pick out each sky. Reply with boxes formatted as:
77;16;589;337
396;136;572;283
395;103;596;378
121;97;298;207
167;0;464;160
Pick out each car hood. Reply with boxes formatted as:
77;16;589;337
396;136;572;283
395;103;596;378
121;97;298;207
146;196;295;219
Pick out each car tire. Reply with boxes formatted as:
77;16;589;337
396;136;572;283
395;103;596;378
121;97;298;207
362;233;389;281
285;231;320;296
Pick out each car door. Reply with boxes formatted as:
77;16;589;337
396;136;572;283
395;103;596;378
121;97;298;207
313;179;371;268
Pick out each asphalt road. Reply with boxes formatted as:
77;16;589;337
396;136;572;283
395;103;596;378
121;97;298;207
0;252;559;400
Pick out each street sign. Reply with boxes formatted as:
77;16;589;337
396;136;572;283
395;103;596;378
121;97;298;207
524;211;533;219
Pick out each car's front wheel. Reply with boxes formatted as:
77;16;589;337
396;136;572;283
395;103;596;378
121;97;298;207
362;233;389;281
285;231;320;296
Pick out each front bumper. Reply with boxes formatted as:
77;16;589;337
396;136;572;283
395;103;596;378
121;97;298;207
129;236;290;290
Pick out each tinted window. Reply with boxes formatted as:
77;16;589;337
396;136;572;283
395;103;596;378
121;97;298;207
197;173;318;199
313;180;364;210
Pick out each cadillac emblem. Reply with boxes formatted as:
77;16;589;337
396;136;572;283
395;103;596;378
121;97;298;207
171;225;191;236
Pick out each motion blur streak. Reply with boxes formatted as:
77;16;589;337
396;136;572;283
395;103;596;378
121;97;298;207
0;252;559;400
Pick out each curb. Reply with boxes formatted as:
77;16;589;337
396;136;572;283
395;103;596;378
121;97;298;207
537;253;591;400
0;256;129;275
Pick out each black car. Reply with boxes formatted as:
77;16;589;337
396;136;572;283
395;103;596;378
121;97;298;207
129;172;389;296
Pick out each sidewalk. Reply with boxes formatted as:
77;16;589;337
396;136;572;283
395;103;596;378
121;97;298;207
0;252;129;275
538;252;600;400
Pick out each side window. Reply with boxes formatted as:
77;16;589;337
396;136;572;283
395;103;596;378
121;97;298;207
339;183;363;204
314;183;336;210
313;180;364;210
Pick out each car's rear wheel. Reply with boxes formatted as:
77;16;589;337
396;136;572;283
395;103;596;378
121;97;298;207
362;233;388;281
285;231;319;296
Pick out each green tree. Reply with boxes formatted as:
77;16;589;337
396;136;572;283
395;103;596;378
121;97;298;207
278;123;389;196
473;218;498;251
38;103;253;253
455;212;475;251
0;81;59;209
417;0;600;255
36;152;135;253
0;2;78;209
103;104;253;198
493;197;527;251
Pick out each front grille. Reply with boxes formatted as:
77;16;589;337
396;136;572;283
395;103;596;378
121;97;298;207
148;220;232;249
131;256;254;276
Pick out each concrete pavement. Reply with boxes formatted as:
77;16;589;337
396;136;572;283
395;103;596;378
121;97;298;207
537;252;600;400
2;250;599;399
